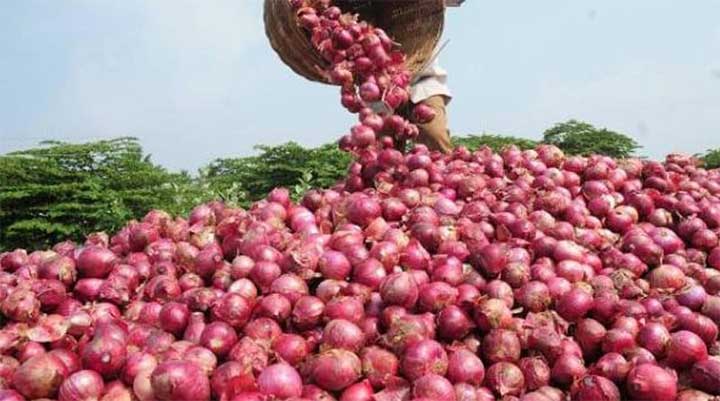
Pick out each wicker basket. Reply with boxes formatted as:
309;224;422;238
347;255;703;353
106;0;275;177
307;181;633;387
264;0;445;84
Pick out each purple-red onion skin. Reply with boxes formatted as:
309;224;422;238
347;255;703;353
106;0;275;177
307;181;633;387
690;358;720;395
12;353;69;399
626;363;677;401
59;370;105;401
151;361;211;401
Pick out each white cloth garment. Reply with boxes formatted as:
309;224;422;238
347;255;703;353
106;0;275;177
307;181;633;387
409;58;452;104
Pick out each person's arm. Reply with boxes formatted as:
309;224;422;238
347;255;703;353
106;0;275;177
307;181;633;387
445;0;466;7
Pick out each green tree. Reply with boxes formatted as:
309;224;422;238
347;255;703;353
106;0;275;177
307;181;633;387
542;120;640;158
700;148;720;169
453;134;538;152
202;142;351;205
0;137;205;251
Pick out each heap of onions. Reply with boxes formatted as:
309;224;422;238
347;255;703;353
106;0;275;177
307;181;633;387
1;1;720;401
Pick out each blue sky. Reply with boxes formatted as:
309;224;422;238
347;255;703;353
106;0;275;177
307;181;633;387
2;1;719;171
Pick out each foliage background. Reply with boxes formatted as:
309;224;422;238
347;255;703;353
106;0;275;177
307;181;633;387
1;120;715;251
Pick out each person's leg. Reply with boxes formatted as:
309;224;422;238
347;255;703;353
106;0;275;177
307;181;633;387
415;95;452;154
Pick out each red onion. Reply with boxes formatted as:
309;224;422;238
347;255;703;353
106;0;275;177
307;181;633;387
626;363;677;401
272;334;309;366
401;339;448;380
359;347;397;389
482;329;521;363
518;357;550;390
485;362;525;397
49;349;82;375
637;322;671;357
690;358;720;395
292;295;325;330
77;246;117;278
379;272;418;308
551;354;586;386
13;353;68;399
437;305;474;340
151;361;211;401
666;330;708;368
158;302;190;335
590;352;629;383
473;298;512;332
412;374;456;401
340;380;373;401
311;349;362;391
322;319;365;352
59;370;105;401
210;293;252;329
570;375;620;401
556;288;593;321
81;336;126;379
210;361;254;401
447;349;484;385
200;321;238;357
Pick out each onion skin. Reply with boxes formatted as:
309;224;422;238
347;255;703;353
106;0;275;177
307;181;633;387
626;363;677;401
151;361;211;401
81;337;127;379
311;349;362;391
59;370;105;401
518;357;550;390
570;375;620;401
12;353;69;399
360;346;398;389
401;339;448;381
690;358;720;395
665;330;708;369
485;362;525;397
447;349;484;385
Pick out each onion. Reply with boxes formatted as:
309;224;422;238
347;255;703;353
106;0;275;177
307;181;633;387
49;349;81;375
210;293;252;329
77;246;117;278
485;362;525;397
412;374;455;401
551;354;586;386
12;353;68;399
637;322;670;357
575;318;607;357
59;370;105;401
292;295;325;330
379;272;418;308
158;302;190;335
401;339;448;381
665;330;708;368
626;363;677;401
210;362;254;401
482;329;521;363
340;380;374;401
570;375;620;401
519;357;550;391
437;305;474;340
81;337;126;379
200;321;238;357
151;361;211;401
311;349;362;391
447;349;484;385
590;352;629;383
690;358;720;395
322;319;365;352
556;288;593;321
343;349;381;387
272;334;309;366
